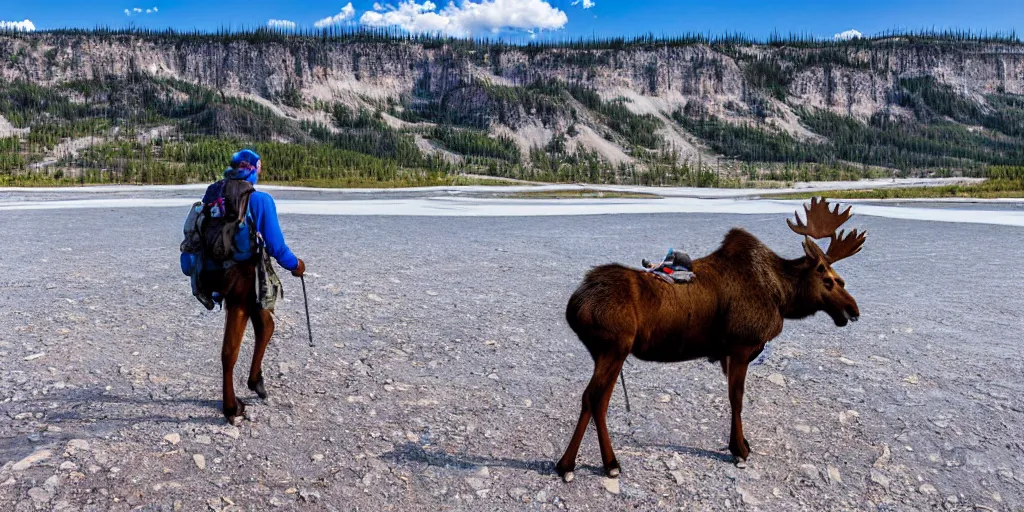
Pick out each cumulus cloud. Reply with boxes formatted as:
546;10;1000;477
572;0;595;8
125;6;158;16
0;19;35;32
834;29;863;41
360;0;569;38
314;3;357;28
268;18;296;29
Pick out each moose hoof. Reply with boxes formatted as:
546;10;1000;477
555;461;575;483
248;376;268;399
224;398;246;424
729;437;751;461
605;460;621;478
734;457;748;469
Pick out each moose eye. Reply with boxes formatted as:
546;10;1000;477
816;264;826;274
823;277;835;290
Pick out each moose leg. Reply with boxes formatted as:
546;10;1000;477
726;355;752;462
247;307;274;399
221;303;250;423
592;355;627;478
556;351;626;481
556;375;597;482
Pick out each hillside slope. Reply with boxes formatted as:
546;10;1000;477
1;31;1022;185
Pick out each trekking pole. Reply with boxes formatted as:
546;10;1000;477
619;371;632;414
300;275;314;348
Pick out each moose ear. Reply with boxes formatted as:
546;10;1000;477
803;236;828;263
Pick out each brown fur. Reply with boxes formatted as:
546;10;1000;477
202;263;275;423
556;227;862;480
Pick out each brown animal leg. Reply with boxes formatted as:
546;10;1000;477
221;302;250;423
555;353;626;482
726;355;752;462
555;388;592;482
247;307;274;399
592;356;627;478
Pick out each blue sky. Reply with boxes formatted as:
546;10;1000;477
3;1;1022;40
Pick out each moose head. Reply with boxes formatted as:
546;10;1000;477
787;198;867;327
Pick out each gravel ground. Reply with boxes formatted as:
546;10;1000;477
1;201;1022;511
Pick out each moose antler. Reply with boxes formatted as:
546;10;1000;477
826;229;867;263
787;197;852;239
789;198;866;263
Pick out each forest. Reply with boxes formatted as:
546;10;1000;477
0;28;1021;187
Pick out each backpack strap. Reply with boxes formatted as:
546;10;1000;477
236;189;253;224
245;202;264;247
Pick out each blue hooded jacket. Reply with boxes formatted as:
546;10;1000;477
180;166;299;273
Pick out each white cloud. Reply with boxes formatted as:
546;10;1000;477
572;0;594;8
0;19;35;32
314;3;357;28
360;0;569;38
834;29;863;41
268;19;297;30
125;6;158;16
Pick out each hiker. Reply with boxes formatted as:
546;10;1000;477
180;149;305;423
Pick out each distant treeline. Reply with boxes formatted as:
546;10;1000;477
1;27;1019;51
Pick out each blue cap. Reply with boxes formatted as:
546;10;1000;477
231;149;260;168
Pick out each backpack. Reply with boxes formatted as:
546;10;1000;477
204;178;260;263
180;178;283;311
181;178;259;265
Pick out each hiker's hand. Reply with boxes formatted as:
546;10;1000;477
291;259;305;277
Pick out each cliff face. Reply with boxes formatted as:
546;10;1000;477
5;35;1020;107
1;33;1023;170
787;47;1023;117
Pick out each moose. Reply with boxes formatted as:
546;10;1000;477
555;198;866;482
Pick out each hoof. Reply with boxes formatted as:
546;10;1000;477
734;457;748;469
224;398;246;424
729;437;751;461
247;376;268;399
605;460;621;478
555;461;575;482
